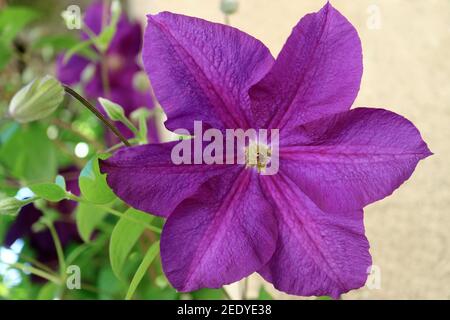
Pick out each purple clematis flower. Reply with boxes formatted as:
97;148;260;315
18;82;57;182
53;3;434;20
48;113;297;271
3;167;81;277
56;1;159;142
100;3;431;297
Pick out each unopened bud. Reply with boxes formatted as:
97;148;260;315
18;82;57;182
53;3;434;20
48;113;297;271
132;71;150;93
8;75;64;123
0;197;29;216
220;0;239;15
98;97;125;121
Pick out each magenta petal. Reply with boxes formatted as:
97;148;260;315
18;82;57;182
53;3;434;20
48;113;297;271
280;108;432;213
81;1;106;37
259;174;371;298
249;3;362;130
99;142;232;217
143;12;274;133
161;169;278;291
56;54;89;85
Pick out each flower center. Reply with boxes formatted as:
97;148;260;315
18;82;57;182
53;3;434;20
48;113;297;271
245;141;272;174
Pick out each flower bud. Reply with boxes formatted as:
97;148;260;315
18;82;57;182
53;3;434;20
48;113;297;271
0;197;28;216
132;71;151;93
220;0;239;15
99;97;125;121
8;75;64;123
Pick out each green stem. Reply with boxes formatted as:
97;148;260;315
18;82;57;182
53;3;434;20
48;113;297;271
63;85;131;146
11;263;62;284
46;221;66;279
20;253;56;275
67;194;162;234
98;205;162;234
121;117;139;136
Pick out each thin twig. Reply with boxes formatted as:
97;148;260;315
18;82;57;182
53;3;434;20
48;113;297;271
63;85;131;146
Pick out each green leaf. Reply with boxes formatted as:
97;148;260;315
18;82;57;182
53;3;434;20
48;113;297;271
79;155;115;204
125;241;160;300
191;288;226;300
94;25;116;53
30;183;66;202
0;6;39;44
258;286;273;300
110;208;154;280
317;296;333;300
63;39;97;64
0;215;13;240
32;34;79;53
37;282;58;300
75;202;107;242
93;1;121;53
0;39;12;71
98;265;126;300
0;123;57;182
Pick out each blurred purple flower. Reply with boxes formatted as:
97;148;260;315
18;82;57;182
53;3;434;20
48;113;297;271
3;167;81;278
56;1;159;142
100;3;431;297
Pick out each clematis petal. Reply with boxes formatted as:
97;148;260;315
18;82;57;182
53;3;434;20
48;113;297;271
56;54;90;85
99;142;233;217
259;173;371;298
280;108;432;213
161;169;278;291
109;20;143;58
4;204;42;247
249;2;362;130
143;12;274;133
81;1;106;37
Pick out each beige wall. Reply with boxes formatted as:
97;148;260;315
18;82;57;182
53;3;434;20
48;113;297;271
130;0;450;299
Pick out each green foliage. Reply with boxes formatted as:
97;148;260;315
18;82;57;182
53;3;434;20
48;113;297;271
78;155;115;204
33;34;79;54
0;6;39;71
0;39;12;70
0;2;238;302
30;183;66;202
37;282;58;300
0;197;34;216
63;39;98;64
258;287;273;300
0;6;39;44
94;0;121;52
191;288;227;300
0;123;57;182
126;241;160;300
109;208;154;280
75;202;107;242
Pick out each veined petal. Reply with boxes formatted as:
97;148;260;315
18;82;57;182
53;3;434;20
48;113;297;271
143;12;274;133
249;3;362;130
280;108;432;213
259;173;371;298
161;169;278;291
99;142;233;217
